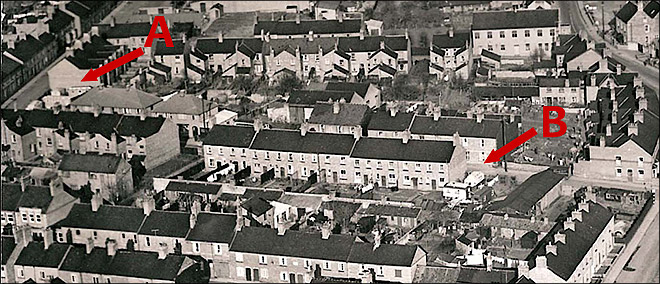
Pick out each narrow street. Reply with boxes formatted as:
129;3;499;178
559;1;660;94
613;210;660;283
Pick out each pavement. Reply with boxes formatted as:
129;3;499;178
609;208;659;283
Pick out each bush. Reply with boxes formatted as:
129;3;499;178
275;74;303;95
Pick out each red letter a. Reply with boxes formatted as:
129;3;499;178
144;16;173;47
543;106;567;137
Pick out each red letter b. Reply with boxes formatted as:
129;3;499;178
543;106;567;137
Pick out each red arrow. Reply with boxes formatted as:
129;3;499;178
484;128;538;164
81;48;145;82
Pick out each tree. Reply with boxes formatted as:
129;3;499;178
530;47;545;62
383;74;422;101
419;30;429;48
231;76;255;94
275;74;303;95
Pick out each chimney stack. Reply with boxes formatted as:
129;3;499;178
402;130;411;144
277;223;287;235
372;231;381;251
571;210;583;222
253;118;263;133
599;135;606;147
190;213;197;229
616;63;622;75
627;122;638;136
85;237;94;254
158;243;168;259
333;100;340;114
639;97;648;110
476;112;484;123
452;132;460;147
606;123;612;136
300;123;308;136
448;26;454;38
235;202;245;232
633;110;644;123
517;261;529;277
91;191;102;212
43;228;54;250
535;255;547;269
635;86;645;99
321;223;331;239
143;196;155;216
485;252;493;272
590;74;596;86
433;108;441;121
107;239;117;256
554;232;566;244
296;13;300;24
110;16;116;27
504;213;509;220
634;76;643;88
545;242;557;256
308;30;314;41
563;219;575;231
360;26;365;40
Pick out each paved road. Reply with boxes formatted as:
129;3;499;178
1;65;52;110
615;210;659;283
561;1;660;94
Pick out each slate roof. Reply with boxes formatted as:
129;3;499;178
615;1;638;23
351;137;455;163
644;1;660;18
347;242;419;267
263;37;337;56
185;213;236;243
472;9;559;30
65;1;91;17
1;183;23;211
241;197;272;216
153;94;218;115
196;37;263;55
59;245;190;281
202;125;256;147
254;19;361;36
2;54;23;77
15;242;70;268
164;180;222;195
410;115;519;147
230;226;355;261
338;36;408;52
115;115;167;138
16;185;54;211
1;237;16;265
48;9;74;34
154;39;185;55
363;204;421;218
57;203;146;232
456;266;518;283
4;33;54;62
490;169;565;214
481;49;501;62
70;87;161;109
526;202;613;280
277;194;323;210
138;210;191;238
537;77;581;87
243;188;284;201
324;82;373;99
288;90;356;106
308;102;369;126
432;31;471;49
251;129;356;155
366;110;414;132
58;154;123;174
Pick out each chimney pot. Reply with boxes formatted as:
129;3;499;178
107;239;117;256
157;243;168;259
85;237;94;254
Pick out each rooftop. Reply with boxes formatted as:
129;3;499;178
307;102;370;126
472;9;559;30
58;154;124;174
69;87;162;109
351;137;455;163
490;169;565;214
57;203;146;232
185;212;236;244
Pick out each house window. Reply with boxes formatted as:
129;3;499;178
145;237;151;246
378;266;384;276
93;277;99;283
525;43;530;51
340;157;346;165
260;255;267;264
487;45;493;51
40;271;45;279
340;169;347;179
544;43;549;51
279;257;287;266
71;275;76;283
193;242;200;253
512;30;517;38
47;138;53;146
325;155;331;164
215;244;222;255
537;29;543;37
235;253;244;262
300;154;305;162
312;155;317;163
550;29;555;37
615;155;622;166
525;30;530;37
324;261;331;270
487;31;492;38
500;45;506;51
395;269;402;277
288;153;293;161
280;272;287;281
638;170;645;179
208;158;215;168
21;213;28;222
616;168;622;177
499;31;505;38
304;260;311;268
354;160;360;167
474;32;480;39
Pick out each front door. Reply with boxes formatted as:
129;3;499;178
432;179;437;190
281;167;286;178
333;172;338;183
381;175;387;187
297;274;304;283
627;169;634;181
412;177;418;189
289;273;296;283
245;268;252;281
363;174;369;184
253;268;259;281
